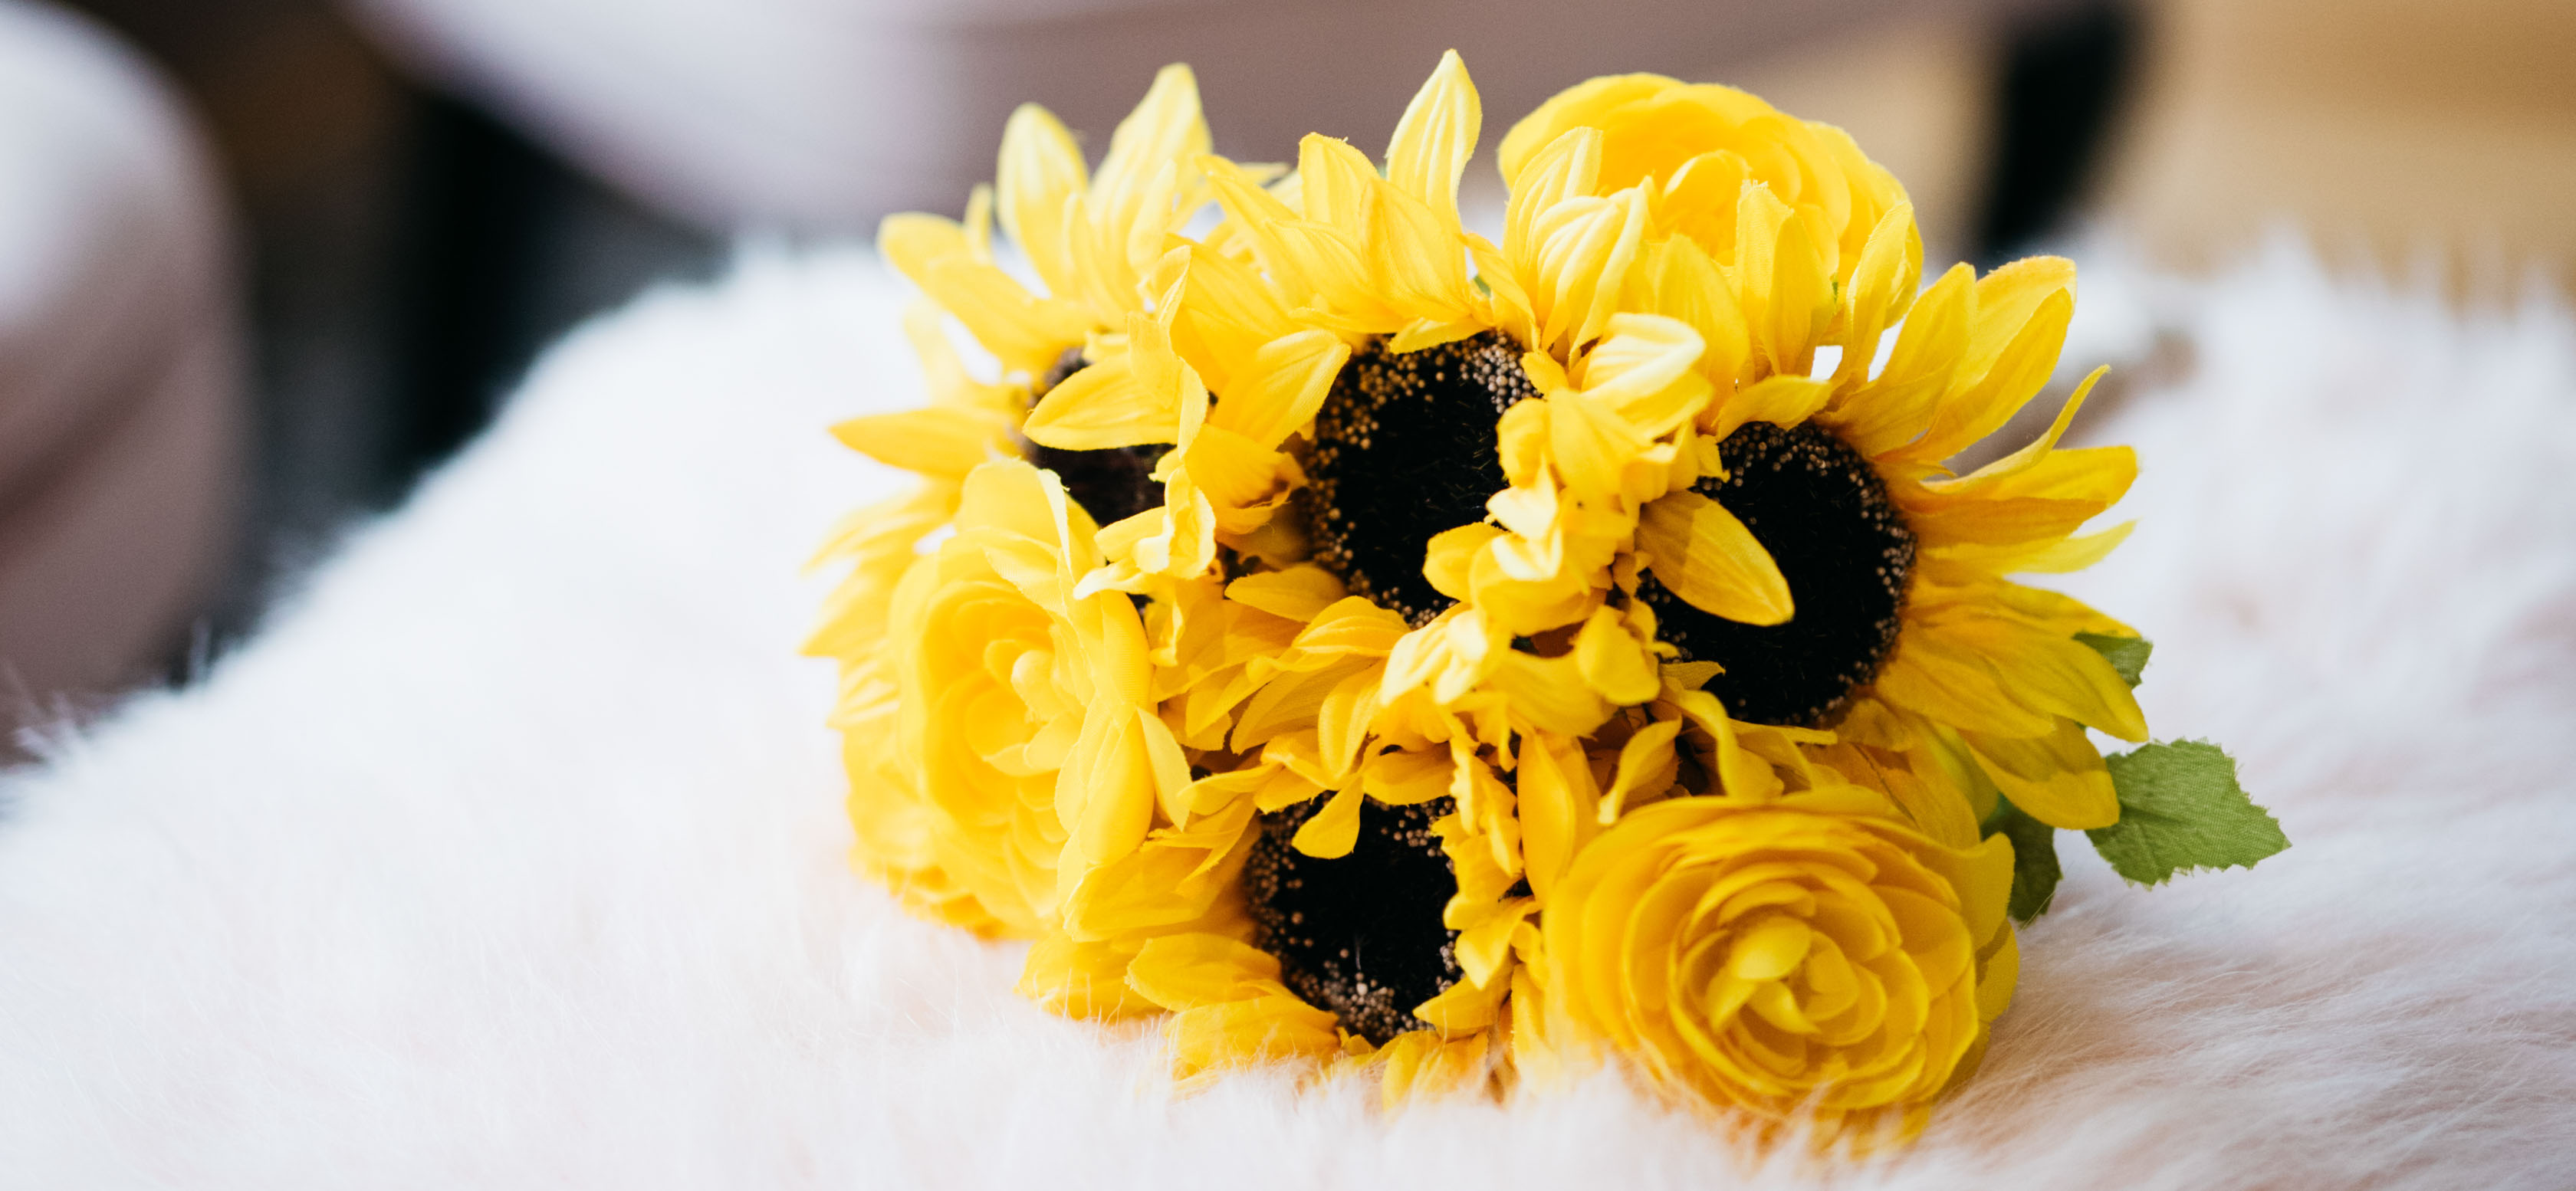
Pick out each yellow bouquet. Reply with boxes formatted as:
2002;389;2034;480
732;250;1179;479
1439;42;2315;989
808;53;2287;1143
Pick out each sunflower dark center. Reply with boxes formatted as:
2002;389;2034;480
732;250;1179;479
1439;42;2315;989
1242;795;1462;1045
1640;421;1914;727
1306;331;1537;626
1023;348;1171;528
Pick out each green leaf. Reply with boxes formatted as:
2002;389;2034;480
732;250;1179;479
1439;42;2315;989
2087;740;2288;886
1981;796;2062;923
2076;632;2152;687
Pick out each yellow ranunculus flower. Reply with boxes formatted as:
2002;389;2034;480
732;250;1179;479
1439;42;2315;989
882;459;1188;936
1497;72;1908;291
1539;792;2017;1139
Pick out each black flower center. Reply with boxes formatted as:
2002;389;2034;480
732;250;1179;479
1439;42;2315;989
1243;795;1462;1045
1024;348;1171;529
1306;331;1538;626
1640;421;1914;727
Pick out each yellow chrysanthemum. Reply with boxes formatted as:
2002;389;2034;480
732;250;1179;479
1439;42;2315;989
1536;792;2017;1140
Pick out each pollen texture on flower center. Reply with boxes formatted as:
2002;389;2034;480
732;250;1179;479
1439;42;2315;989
1306;331;1538;627
1642;421;1915;727
1243;796;1463;1045
1024;349;1171;528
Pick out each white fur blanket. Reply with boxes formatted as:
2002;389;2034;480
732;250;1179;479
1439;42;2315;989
3;244;2570;1188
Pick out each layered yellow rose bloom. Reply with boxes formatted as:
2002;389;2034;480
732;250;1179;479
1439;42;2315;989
1538;792;2017;1140
876;460;1186;936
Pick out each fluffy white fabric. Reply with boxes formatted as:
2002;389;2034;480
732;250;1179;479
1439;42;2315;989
2;243;2570;1187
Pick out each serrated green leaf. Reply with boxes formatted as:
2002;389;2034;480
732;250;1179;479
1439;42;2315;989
2075;632;2152;687
1981;796;2062;923
2086;740;2288;886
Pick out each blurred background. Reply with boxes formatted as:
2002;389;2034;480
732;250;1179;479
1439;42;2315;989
2;0;2571;745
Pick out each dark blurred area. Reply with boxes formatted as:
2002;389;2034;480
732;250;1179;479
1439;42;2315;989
58;0;718;603
3;0;2569;743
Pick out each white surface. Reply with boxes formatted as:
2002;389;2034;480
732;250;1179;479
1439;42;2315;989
0;243;2570;1186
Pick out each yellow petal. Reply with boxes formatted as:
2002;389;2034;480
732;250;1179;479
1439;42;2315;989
1384;49;1480;229
1705;373;1831;442
1020;349;1185;450
1017;930;1158;1021
1210;330;1349;447
1628;233;1750;385
1573;607;1660;706
1961;719;2119;830
1638;489;1792;625
1832;202;1924;389
1734;180;1834;377
1089;64;1211;277
1976;925;2020;1022
1901;271;2075;464
830;406;1013;477
1832;263;1972;458
1290;782;1367;858
995;103;1086;298
1517;732;1595;901
1127;932;1280;1008
1224;565;1346;622
1376;1029;1493;1108
1576;313;1711;434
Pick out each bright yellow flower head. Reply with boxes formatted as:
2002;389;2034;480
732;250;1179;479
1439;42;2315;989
1539;792;2018;1140
1497;73;1909;290
880;460;1187;935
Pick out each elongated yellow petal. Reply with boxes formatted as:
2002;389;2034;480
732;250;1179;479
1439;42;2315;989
1365;182;1477;324
1707;373;1831;441
1927;520;2134;574
996;103;1086;298
1517;730;1594;901
1734;180;1834;377
1871;629;2058;739
1903;287;2073;465
923;257;1096;374
1224;564;1345;622
1917;612;2147;740
1963;256;2076;382
1127;932;1281;1006
1385;49;1480;228
1832;202;1924;390
1924;366;2108;491
1020;353;1181;449
1296;133;1378;231
831;406;1014;477
1833;263;1972;458
1089;64;1210;275
1638;489;1793;625
1961;719;2118;829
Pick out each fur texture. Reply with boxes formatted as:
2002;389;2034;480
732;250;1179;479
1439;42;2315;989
2;242;2570;1188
